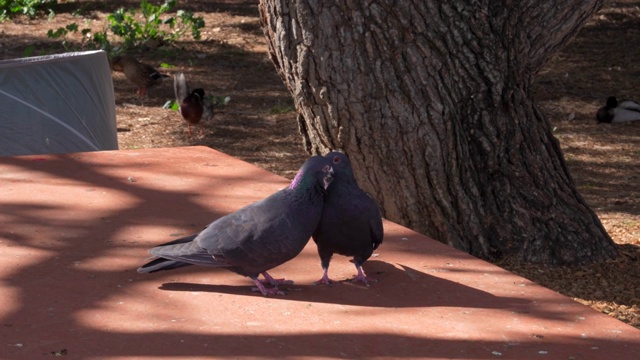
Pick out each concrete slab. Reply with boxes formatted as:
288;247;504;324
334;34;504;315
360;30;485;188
0;146;638;359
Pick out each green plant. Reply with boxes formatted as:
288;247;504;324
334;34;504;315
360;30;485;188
22;44;35;57
106;0;204;49
0;0;56;21
269;101;295;115
46;22;78;49
44;1;204;52
46;21;110;51
107;7;140;49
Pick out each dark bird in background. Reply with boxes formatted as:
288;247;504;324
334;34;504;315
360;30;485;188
312;151;384;286
137;156;335;296
174;72;213;136
596;96;640;123
110;55;169;96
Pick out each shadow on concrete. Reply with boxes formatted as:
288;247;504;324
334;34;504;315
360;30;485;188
159;260;530;311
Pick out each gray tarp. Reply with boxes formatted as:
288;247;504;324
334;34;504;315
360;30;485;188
0;50;118;156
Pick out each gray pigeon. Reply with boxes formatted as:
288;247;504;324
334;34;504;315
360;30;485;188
312;151;383;286
138;155;334;296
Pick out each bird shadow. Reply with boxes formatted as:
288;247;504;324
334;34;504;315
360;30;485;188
159;260;530;310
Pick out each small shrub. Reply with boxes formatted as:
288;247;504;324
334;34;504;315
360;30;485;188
107;0;205;49
45;0;205;53
0;0;57;21
47;21;110;51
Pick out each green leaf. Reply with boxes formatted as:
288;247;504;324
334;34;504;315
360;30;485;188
162;99;174;109
46;27;67;39
66;22;79;32
162;100;180;111
23;45;35;57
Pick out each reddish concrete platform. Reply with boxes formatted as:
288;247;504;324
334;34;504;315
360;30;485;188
0;146;638;359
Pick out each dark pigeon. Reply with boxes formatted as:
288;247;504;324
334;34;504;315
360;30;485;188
312;151;383;286
138;156;334;296
174;72;214;136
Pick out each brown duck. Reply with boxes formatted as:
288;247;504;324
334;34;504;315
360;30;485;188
110;55;169;96
174;72;213;135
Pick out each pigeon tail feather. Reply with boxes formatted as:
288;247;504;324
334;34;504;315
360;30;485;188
174;72;189;103
137;258;192;273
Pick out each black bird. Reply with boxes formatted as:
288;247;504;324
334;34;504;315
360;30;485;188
312;151;384;286
174;72;213;135
596;96;640;123
138;156;334;296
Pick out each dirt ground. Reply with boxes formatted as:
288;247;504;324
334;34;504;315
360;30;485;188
1;1;638;329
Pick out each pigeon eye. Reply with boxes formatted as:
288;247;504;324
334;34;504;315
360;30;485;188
322;165;331;172
333;156;341;164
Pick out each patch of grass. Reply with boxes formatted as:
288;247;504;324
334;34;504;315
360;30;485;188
269;101;295;114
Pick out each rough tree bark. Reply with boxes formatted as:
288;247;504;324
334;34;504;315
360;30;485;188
259;0;618;264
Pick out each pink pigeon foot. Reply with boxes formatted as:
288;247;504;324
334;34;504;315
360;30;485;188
251;277;286;296
349;265;376;286
260;271;294;286
313;268;337;286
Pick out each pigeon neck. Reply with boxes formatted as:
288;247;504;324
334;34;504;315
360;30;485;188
289;170;305;190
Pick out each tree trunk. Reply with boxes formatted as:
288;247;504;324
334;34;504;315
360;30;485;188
259;0;618;264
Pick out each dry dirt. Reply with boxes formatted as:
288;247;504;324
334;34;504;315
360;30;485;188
1;1;638;329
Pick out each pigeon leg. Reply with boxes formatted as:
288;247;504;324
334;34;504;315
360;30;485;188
313;267;337;286
198;123;204;136
250;277;286;296
187;124;193;136
350;264;376;286
260;271;294;286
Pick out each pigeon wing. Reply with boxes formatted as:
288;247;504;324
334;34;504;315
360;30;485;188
619;100;640;111
194;191;315;276
148;233;231;267
613;107;640;122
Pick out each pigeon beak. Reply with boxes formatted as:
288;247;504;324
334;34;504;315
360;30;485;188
323;167;334;191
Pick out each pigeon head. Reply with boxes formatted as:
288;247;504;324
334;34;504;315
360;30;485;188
324;151;357;184
605;96;618;109
289;155;334;193
191;88;205;100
